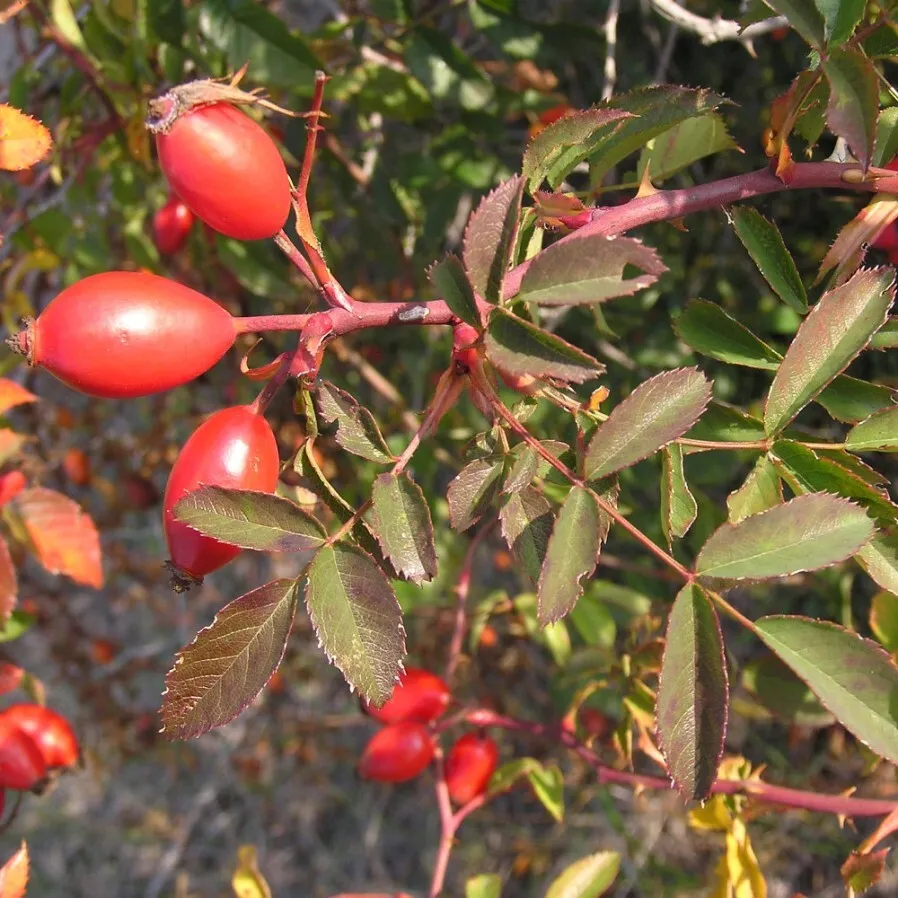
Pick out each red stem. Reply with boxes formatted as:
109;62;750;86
465;708;898;818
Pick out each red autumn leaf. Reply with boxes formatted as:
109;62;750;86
0;663;23;696
0;105;51;172
0;537;17;624
0;381;37;417
13;488;103;588
0;842;28;898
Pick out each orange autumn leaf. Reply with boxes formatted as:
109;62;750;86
0;842;28;898
0;380;37;417
14;487;103;588
0;105;52;172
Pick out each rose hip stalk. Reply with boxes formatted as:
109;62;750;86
9;271;237;399
163;405;280;588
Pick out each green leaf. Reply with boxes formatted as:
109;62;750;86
584;368;712;480
817;376;896;424
657;584;728;801
756;616;898;764
51;0;92;55
742;654;835;727
862;22;898;60
763;0;825;46
823;46;879;171
515;235;666;306
369;474;437;583
448;457;505;531
814;0;865;44
146;0;185;44
499;487;555;584
160;580;298;739
637;113;741;184
569;590;617;648
684;402;767;446
485;308;605;384
315;381;394;464
488;756;543;796
464;176;524;304
429;254;481;327
770;440;898;527
0;610;35;644
764;267;896;435
527;763;564;822
846;406;898;452
503;441;569;495
871;591;898;653
727;456;783;524
537;488;604;625
588;87;730;188
674;300;781;370
857;531;898;596
305;544;406;705
172;486;327;552
544;852;621;898
729;206;808;313
213;0;321;70
661;444;697;543
522;108;632;191
696;493;874;582
466;873;502;898
871;317;898;350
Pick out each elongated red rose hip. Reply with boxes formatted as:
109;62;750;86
358;722;435;783
152;101;291;241
0;704;79;770
445;731;499;805
153;195;195;255
0;716;47;792
163;405;280;587
10;272;236;399
361;667;451;724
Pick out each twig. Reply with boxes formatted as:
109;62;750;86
445;519;497;682
647;0;786;46
602;0;621;101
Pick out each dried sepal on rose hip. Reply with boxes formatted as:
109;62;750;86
163;405;280;591
444;731;499;805
357;722;435;784
7;271;237;399
361;667;451;724
145;67;297;242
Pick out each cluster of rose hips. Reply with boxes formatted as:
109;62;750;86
0;704;79;806
358;667;499;806
7;80;294;588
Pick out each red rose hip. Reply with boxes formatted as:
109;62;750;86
445;731;499;805
153;195;195;255
362;667;451;724
152;102;291;241
0;471;26;507
0;716;47;791
11;272;237;399
163;405;280;583
0;704;79;770
358;722;435;783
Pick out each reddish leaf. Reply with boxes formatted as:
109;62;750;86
841;848;888;893
823;47;879;171
0;433;27;468
0;842;28;898
13;488;103;588
0;538;17;624
0;381;37;417
0;663;23;696
0;104;51;171
161;579;299;739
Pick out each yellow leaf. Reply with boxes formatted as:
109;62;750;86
0;106;52;171
726;819;767;898
709;854;733;898
689;796;733;833
0;841;29;898
232;845;272;898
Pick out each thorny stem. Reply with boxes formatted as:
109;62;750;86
429;746;456;898
478;372;694;582
273;230;321;293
